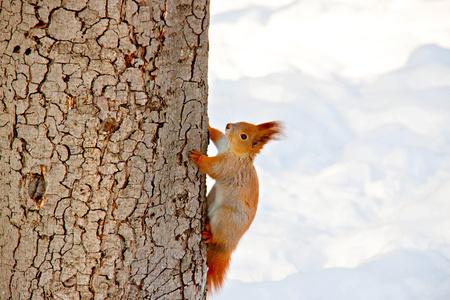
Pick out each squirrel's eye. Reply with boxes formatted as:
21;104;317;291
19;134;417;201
240;134;247;140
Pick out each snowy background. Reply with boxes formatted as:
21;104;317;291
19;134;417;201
206;0;450;299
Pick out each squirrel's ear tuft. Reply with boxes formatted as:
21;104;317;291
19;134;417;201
257;121;284;139
251;121;284;153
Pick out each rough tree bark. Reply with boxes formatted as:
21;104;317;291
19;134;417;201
0;0;209;299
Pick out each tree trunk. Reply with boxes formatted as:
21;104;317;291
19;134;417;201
0;0;209;299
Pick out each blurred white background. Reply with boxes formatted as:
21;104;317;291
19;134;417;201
207;0;450;299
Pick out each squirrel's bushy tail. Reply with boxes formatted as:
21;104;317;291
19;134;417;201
207;244;232;293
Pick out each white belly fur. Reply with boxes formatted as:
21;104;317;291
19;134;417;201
207;183;224;222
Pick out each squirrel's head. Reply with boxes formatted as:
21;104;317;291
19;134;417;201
225;121;284;158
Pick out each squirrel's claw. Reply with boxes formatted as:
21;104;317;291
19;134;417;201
202;223;212;243
189;150;202;162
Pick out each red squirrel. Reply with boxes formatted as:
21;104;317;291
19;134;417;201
190;120;284;293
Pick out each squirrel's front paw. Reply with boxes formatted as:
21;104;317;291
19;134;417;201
189;150;202;162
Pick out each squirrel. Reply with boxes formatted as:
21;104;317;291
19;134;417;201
190;120;284;293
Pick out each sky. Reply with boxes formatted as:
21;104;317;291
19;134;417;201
206;0;450;299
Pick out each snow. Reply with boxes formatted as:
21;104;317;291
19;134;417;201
207;0;450;299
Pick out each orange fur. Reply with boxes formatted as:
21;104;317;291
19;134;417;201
206;244;231;291
190;121;284;294
208;119;225;145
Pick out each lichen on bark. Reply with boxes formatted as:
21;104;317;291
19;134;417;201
0;0;209;299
